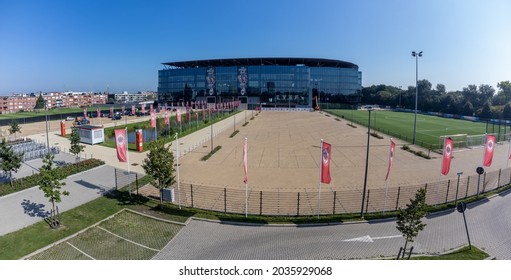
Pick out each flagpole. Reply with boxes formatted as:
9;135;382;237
176;132;181;209
317;139;323;219
244;137;248;218
507;137;511;168
126;127;131;196
383;180;389;212
437;136;447;205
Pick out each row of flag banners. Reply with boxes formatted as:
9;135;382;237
112;107;499;186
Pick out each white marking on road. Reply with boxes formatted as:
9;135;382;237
342;235;402;243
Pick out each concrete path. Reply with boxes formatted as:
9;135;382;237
154;188;511;260
0;165;118;236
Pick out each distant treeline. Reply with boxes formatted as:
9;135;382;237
361;80;511;119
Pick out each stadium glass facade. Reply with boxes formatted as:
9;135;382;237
157;58;361;109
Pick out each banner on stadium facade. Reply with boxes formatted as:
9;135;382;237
237;66;248;95
206;67;216;96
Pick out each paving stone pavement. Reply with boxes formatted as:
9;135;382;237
154;188;511;260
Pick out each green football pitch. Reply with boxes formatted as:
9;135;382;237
325;109;509;149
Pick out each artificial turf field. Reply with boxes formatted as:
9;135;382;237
325;109;509;149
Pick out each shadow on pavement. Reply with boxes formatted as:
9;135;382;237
21;199;49;218
74;179;110;195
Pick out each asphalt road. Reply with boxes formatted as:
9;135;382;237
154;188;511;260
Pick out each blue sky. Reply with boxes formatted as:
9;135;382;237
0;0;509;94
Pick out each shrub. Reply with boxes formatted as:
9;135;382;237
201;146;222;161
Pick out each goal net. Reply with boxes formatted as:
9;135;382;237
439;133;504;150
439;134;467;150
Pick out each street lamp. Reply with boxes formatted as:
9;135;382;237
412;51;422;145
454;171;463;206
360;106;374;218
44;99;50;154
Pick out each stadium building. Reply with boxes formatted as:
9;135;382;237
158;57;361;109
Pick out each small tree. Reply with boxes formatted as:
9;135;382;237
8;119;21;141
35;94;45;109
396;188;428;256
0;139;23;188
69;126;85;163
39;153;69;227
142;139;175;209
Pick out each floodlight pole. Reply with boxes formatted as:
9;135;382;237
412;51;422;145
360;107;373;219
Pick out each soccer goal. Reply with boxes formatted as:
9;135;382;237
439;133;503;150
439;134;468;150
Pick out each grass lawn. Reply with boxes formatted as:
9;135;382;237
411;246;489;260
324;109;508;149
101;110;239;151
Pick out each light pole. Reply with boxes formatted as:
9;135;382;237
412;51;422;145
44;99;50;154
360;107;373;219
454;171;463;206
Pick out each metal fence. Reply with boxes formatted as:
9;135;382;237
144;167;510;216
10;139;60;161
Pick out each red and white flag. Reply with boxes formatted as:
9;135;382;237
164;110;169;125
321;141;332;184
114;129;127;162
131;105;135;115
483;134;496;167
150;112;156;128
96;107;100;118
83;107;87;118
385;139;396;181
243;138;248;183
176;109;181;123
441;137;454;175
141;104;145;114
150;104;154;114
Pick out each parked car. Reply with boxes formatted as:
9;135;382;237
73;117;90;125
112;113;122;120
65;116;75;121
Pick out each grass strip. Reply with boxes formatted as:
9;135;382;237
410;246;489;260
201;146;222;161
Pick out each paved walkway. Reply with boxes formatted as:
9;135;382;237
154;188;511;260
0;164;118;236
27;111;247;174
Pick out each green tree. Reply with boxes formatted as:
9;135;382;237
503;102;511;119
142;139;175;209
0;139;23;188
8;119;21;141
462;101;474;116
69;126;85;163
39;153;69;227
35;94;45;109
479;101;493;119
396;188;428;256
497;81;511;101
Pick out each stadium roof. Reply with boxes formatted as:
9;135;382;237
162;57;358;69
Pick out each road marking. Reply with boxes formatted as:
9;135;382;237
342;235;402;243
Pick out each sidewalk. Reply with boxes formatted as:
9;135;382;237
0;165;118;236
